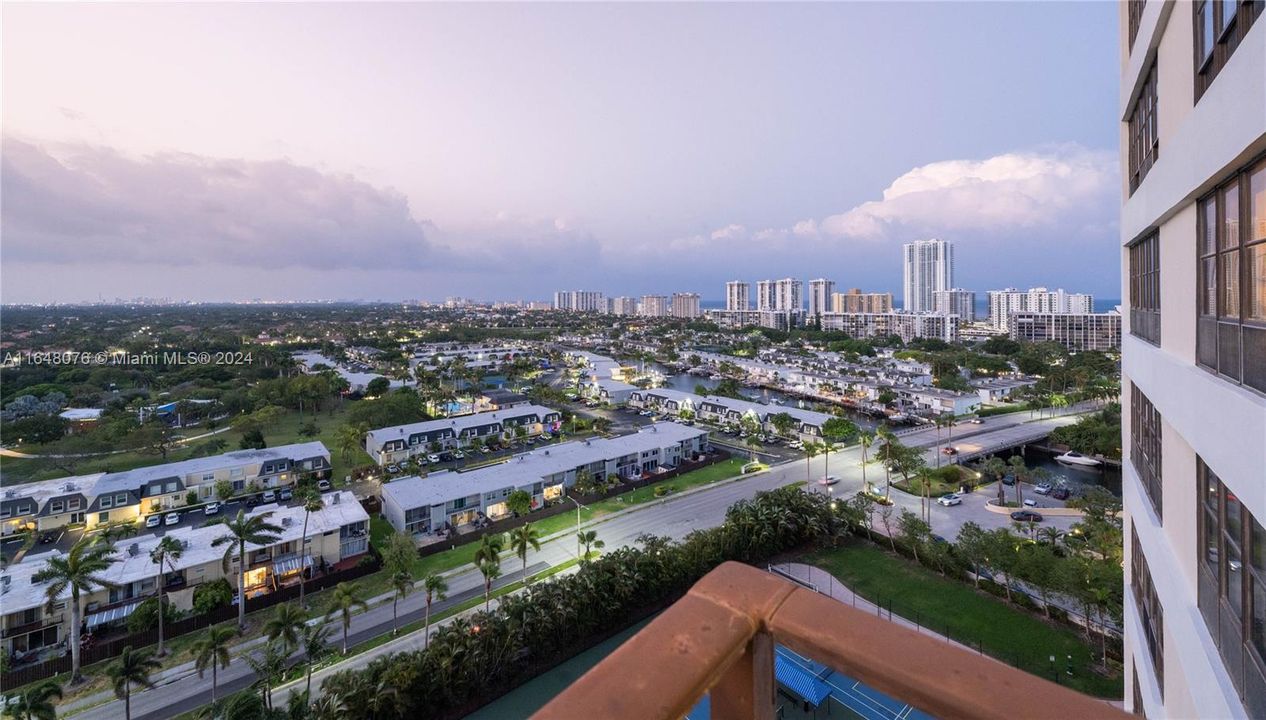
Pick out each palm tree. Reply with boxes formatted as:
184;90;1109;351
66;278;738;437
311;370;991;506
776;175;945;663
324;582;368;654
389;571;413;635
915;467;935;523
263;602;308;653
301;622;334;696
32;534;118;683
1007;455;1028;507
5;681;62;720
858;431;874;494
421;573;448;650
210;509;283;629
106;645;162;720
334;423;368;463
803;442;821;484
577;529;604;563
244;644;288;710
510;524;542;584
191;626;237;703
297;489;325;608
149;535;183;657
478;561;502;610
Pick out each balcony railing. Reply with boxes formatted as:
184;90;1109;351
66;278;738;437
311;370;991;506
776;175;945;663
534;562;1129;720
1;615;63;639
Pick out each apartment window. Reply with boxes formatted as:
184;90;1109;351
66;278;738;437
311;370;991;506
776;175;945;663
1128;60;1159;194
1130;384;1162;520
1197;158;1266;393
1130;231;1162;345
1198;459;1266;712
1128;0;1147;50
1195;0;1263;102
50;501;63;514
1132;527;1165;695
100;496;113;509
68;499;80;511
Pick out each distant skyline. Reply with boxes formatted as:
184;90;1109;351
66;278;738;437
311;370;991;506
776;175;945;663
2;2;1120;303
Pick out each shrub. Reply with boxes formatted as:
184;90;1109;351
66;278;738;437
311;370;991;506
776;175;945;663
127;596;182;634
192;578;234;614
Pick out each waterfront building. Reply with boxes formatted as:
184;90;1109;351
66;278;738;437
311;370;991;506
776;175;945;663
902;239;954;313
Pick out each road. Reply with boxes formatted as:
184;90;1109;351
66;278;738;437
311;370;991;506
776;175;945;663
69;407;1090;720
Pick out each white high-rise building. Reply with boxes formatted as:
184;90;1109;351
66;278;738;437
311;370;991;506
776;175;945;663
986;287;1095;332
774;278;803;313
610;296;638;316
671;292;701;319
725;281;750;311
1119;4;1265;718
639;295;670;317
808;279;835;317
553;290;605;313
933;288;976;323
755;280;776;311
902;239;954;313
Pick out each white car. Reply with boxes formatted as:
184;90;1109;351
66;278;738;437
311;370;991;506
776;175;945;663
204;502;221;516
317;479;332;492
427;454;441;463
145;514;162;529
163;512;180;526
1023;498;1038;507
452;451;465;460
816;475;839;486
261;490;277;504
937;494;963;507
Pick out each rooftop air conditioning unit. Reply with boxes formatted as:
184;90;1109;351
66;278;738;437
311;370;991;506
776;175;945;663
128;543;139;556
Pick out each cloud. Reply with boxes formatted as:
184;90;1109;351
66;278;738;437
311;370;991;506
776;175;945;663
710;223;745;241
1;137;433;270
816;145;1116;240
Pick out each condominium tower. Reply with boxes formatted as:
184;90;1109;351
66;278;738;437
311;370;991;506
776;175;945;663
755;278;803;314
933;288;977;323
725;281;751;311
807;278;836;317
1120;3;1264;718
901;239;954;313
987;287;1095;332
671;292;702;319
831;289;894;314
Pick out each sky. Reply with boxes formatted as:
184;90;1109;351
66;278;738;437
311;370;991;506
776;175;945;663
1;2;1121;304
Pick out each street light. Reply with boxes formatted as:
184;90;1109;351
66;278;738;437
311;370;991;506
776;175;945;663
565;495;585;559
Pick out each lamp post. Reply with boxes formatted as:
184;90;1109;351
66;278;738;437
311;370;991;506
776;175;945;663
565;495;584;559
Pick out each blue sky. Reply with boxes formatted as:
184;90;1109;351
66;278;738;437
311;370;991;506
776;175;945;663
2;2;1121;303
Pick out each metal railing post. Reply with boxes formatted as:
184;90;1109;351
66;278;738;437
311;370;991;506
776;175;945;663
712;630;775;720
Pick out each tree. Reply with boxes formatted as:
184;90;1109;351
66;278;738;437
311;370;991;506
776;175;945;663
264;602;308;653
301;622;334;697
878;503;897;552
32;534;118;683
381;530;417;579
896;509;930;564
5;681;63;720
210;509;283;629
366;377;391;397
1007;455;1027;507
577;529;604;563
510;524;542;584
802;441;822;484
954;522;991;587
506;489;532;517
1016;543;1060;618
214;479;236;503
858;431;875;494
768;412;796;438
243;643;288;710
239;428;266;450
106;645;162;720
192;626;237;703
297;489;326;608
849;493;875;541
325;582;369;654
149;535;183;657
474;534;504;610
335;423;368;463
390;571;413;635
421;573;448;650
985;528;1020;602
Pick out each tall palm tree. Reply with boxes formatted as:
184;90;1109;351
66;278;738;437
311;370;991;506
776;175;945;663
473;533;504;609
191;626;237;703
324;582;368;654
477;562;501;611
1007;455;1028;507
263;602;308;653
210;509;283;629
106;645;162;720
149;535;183;657
297;489;325;608
389;571;413;635
244;643;288;710
32;534;118;683
858;431;874;494
334;424;368;463
510;524;541;584
301;622;334;696
5;680;62;720
577;529;604;563
803;442;821;484
421;573;448;650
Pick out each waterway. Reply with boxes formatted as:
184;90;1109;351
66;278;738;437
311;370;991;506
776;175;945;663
971;445;1122;498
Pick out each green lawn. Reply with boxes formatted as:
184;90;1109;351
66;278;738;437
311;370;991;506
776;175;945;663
799;541;1121;699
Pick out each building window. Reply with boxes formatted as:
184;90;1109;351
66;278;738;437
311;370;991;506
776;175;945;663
1128;0;1147;50
1130;384;1162;520
1132;527;1164;696
1128;60;1158;194
1194;0;1263;102
1129;231;1161;344
1197;459;1266;712
1197;158;1266;393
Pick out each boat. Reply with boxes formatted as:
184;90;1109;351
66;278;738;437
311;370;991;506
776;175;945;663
1055;451;1102;467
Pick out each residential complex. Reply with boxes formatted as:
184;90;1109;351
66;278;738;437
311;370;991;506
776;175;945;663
626;388;833;441
639;295;670;317
704;309;797;331
818;311;959;344
725;281;750;311
1008;311;1122;351
1120;2;1265;718
933;288;977;323
671;292;702;319
0;442;332;537
807;278;835;317
381;423;709;535
831;288;893;314
364;405;563;466
2;491;369;659
755;278;803;315
553;290;606;313
610;296;638;316
986;286;1095;332
901;238;954;313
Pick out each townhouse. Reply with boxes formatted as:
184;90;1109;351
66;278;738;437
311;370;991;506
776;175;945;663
0;442;332;537
381;423;709;536
563;350;629;381
363;404;562;466
627;388;835;441
1;491;368;659
584;378;639;405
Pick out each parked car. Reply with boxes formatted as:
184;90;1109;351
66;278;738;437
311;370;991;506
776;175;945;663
1034;483;1053;495
261;490;277;504
937;493;962;507
1023;498;1038;507
427;453;441;463
387;464;400;474
146;514;162;529
817;475;839;486
452;450;466;460
480;446;491;454
317;479;332;492
163;512;180;526
1010;510;1043;522
541;433;553;441
204;502;221;516
1051;487;1072;501
279;488;293;502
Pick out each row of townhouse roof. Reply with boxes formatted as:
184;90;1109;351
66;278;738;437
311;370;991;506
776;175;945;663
381;423;709;536
0;442;333;538
1;491;369;658
625;388;835;439
364;404;563;465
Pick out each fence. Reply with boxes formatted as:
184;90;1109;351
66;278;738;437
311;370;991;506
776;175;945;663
415;449;732;559
0;555;382;691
